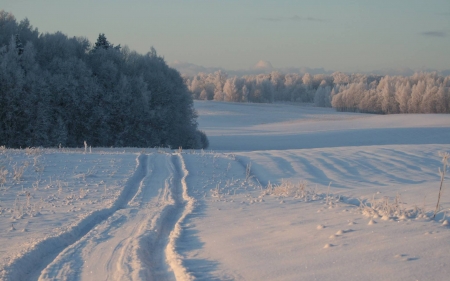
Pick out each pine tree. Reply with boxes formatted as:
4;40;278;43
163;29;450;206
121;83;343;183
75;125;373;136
15;34;24;55
93;33;111;50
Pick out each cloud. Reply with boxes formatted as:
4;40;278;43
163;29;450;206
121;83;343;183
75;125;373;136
258;15;325;22
420;31;447;37
169;61;224;76
290;15;324;22
170;61;334;77
258;17;282;22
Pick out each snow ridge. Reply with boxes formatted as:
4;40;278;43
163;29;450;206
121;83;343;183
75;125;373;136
165;153;196;281
1;154;148;281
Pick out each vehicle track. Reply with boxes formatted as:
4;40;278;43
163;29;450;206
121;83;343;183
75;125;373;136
2;154;148;281
34;153;194;281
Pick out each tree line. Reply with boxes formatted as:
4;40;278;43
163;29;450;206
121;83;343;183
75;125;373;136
184;69;450;114
0;11;208;149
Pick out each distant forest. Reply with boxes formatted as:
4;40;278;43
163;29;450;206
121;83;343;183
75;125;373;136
0;11;208;149
185;70;450;114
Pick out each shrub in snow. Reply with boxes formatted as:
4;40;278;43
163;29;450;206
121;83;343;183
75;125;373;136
261;180;322;201
433;152;449;219
0;167;7;187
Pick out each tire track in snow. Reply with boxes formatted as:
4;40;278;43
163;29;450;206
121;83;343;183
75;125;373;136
37;153;174;281
165;153;196;281
34;153;195;281
105;153;176;281
1;153;148;281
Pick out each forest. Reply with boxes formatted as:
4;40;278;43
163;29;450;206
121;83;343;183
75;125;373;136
185;70;450;114
0;11;208;149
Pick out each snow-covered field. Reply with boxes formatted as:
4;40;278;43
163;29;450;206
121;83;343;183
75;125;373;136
1;101;450;280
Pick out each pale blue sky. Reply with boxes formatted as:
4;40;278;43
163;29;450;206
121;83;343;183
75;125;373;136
3;0;450;72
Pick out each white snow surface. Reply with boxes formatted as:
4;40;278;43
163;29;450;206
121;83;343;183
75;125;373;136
1;100;449;280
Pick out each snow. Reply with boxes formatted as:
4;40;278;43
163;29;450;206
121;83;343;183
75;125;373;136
196;101;450;151
1;101;450;280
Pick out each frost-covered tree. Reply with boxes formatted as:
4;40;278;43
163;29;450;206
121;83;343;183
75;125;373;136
93;33;111;50
0;13;208;148
332;72;350;85
395;81;411;113
0;11;17;46
177;47;448;114
314;86;331;107
242;84;249;102
14;34;23;55
223;77;242;102
199;89;208;100
378;76;398;114
408;80;426;113
261;80;275;103
0;37;26;146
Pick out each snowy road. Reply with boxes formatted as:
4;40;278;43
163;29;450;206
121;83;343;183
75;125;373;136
1;153;194;281
41;153;194;281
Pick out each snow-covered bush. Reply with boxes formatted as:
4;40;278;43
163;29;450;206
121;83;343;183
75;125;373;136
261;180;321;201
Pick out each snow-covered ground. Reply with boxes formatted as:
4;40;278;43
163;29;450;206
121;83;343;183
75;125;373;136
1;101;449;280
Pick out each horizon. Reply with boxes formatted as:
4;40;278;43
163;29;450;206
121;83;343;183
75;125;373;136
3;0;450;74
168;59;450;77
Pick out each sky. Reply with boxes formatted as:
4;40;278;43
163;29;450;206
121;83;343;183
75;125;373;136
3;0;450;73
